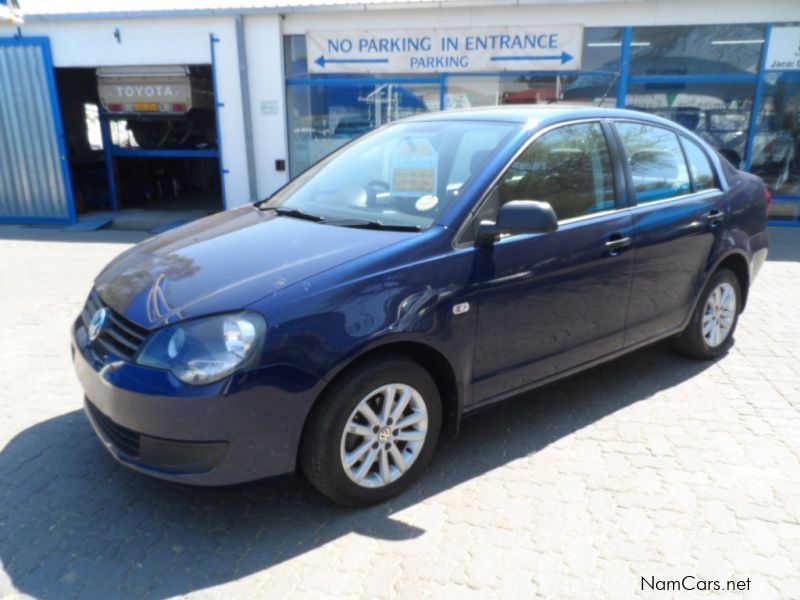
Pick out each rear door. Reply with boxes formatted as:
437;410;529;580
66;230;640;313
612;120;726;346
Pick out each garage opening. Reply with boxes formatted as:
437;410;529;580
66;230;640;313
55;65;222;229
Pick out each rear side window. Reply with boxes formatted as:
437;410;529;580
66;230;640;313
681;137;717;192
616;122;691;203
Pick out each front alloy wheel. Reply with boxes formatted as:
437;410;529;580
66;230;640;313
340;383;428;488
300;355;441;506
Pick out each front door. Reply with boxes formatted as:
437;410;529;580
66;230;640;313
470;121;634;404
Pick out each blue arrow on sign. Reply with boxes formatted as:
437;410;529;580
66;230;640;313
315;55;390;68
490;51;574;65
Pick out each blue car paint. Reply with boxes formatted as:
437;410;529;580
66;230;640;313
470;210;635;401
94;207;418;328
72;106;768;486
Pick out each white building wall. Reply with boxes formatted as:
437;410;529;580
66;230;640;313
243;14;290;199
7;15;253;208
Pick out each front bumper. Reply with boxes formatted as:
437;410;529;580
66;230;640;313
72;317;324;486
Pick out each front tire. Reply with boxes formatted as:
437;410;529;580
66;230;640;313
675;268;741;360
300;355;442;506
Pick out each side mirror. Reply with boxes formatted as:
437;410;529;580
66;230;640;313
477;200;558;243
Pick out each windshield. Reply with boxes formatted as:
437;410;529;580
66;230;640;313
264;120;519;230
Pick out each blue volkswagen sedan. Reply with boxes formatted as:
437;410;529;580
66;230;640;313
72;106;769;505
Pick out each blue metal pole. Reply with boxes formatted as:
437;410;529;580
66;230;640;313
210;33;228;209
616;27;633;109
99;107;120;211
110;148;219;159
744;24;772;172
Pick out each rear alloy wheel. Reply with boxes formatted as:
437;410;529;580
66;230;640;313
675;269;741;360
701;282;737;348
300;355;441;506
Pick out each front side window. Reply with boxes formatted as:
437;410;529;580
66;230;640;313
681;137;717;192
266;120;518;230
497;122;616;221
462;121;616;242
616;122;691;203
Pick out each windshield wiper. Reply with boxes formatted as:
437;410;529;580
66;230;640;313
329;218;422;232
260;206;325;222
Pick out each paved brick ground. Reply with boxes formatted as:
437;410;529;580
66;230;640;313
0;225;798;599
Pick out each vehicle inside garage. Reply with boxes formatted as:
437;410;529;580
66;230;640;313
55;64;222;223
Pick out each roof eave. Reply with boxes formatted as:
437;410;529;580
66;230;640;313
19;1;504;21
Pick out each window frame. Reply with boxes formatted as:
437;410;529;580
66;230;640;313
609;118;722;208
677;134;722;194
453;118;627;247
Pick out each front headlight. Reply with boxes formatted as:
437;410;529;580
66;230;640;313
136;312;267;385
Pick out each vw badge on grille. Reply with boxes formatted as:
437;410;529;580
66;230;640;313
88;307;109;341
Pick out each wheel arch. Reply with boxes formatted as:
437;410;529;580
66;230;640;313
680;249;751;335
713;251;750;311
301;340;462;453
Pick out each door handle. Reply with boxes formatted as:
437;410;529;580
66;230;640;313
705;209;724;222
604;235;632;251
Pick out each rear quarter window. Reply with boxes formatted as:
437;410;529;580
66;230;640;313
681;137;718;191
615;122;691;203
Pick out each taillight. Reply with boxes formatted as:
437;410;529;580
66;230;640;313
764;187;773;217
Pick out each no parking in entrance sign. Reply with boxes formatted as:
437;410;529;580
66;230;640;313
307;25;583;74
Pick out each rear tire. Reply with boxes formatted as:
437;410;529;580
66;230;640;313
299;354;441;507
674;269;741;360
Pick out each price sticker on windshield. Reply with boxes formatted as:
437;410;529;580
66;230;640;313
391;138;438;197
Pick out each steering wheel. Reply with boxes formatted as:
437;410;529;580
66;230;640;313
364;180;390;207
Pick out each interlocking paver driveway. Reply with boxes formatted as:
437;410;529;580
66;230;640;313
0;225;798;599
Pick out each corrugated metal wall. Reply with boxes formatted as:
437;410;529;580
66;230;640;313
0;39;73;222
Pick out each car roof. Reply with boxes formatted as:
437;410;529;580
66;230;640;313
406;105;687;132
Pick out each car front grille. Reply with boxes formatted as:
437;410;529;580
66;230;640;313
87;401;141;458
81;290;149;360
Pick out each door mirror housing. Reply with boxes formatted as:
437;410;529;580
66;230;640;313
477;200;558;243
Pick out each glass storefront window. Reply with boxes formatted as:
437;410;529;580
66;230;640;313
287;82;440;176
444;73;617;110
582;27;624;72
444;76;499;109
630;25;766;75
282;26;800;224
284;34;309;79
750;73;800;205
625;82;755;168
